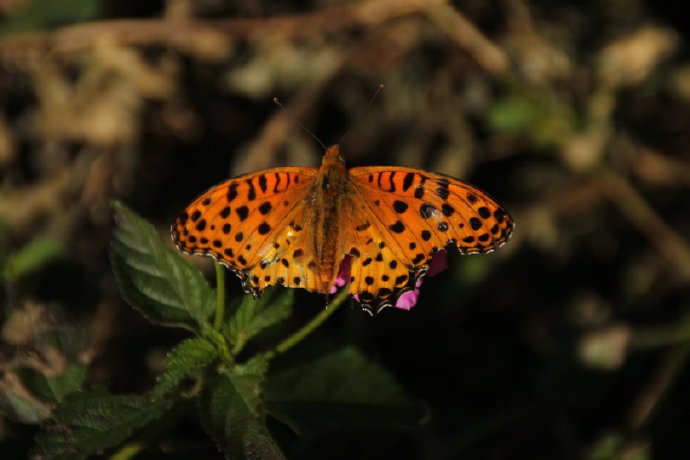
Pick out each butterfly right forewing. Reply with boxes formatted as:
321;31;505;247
342;166;514;311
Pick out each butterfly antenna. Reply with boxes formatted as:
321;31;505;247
273;97;327;150
338;83;384;145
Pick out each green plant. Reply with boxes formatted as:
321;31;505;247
29;202;419;459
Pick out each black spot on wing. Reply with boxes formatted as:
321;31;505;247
227;183;239;202
393;201;409;213
236;206;249;221
246;179;256;201
419;203;436;219
389;220;405;233
258;202;272;215
356;222;371;231
258;222;271;235
402;172;415;191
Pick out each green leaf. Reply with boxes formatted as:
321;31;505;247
487;92;576;147
265;347;422;435
110;201;215;331
31;388;173;460
198;371;285;460
229;356;270;416
152;337;217;398
3;236;65;281
487;94;538;133
18;363;87;403
227;289;293;352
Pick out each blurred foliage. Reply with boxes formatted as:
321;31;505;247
1;0;690;458
21;203;417;459
0;0;101;36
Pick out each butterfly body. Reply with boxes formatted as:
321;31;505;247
172;145;514;313
301;146;350;291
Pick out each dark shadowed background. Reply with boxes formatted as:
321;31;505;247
1;0;690;458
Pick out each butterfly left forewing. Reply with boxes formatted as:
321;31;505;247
171;167;327;295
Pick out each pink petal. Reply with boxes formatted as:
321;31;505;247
395;289;420;310
330;255;352;294
393;249;448;310
427;249;448;278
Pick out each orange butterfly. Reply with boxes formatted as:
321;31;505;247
171;145;514;314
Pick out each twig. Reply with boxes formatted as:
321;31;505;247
232;71;337;174
627;340;690;431
596;170;690;281
263;289;349;360
425;3;509;75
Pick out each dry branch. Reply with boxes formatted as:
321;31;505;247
0;0;446;60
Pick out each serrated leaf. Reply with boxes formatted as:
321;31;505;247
31;388;173;460
227;289;293;351
152;337;217;398
110;201;215;330
265;347;422;435
198;372;284;460
229;356;270;416
3;236;64;281
18;363;86;403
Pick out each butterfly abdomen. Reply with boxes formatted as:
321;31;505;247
310;158;351;290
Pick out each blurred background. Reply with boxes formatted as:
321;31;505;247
1;0;690;458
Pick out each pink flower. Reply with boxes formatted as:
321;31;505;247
329;255;352;294
330;250;448;310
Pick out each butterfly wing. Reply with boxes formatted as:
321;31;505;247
344;166;514;312
171;167;328;295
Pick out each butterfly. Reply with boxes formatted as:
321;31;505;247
171;145;514;314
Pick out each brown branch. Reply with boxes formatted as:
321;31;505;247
0;0;446;60
232;75;336;174
425;3;509;75
627;340;690;431
596;170;690;281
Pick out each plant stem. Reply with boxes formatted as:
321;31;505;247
270;289;349;357
214;262;225;329
109;442;145;460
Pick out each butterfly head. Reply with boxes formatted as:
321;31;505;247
322;145;345;166
318;145;347;196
